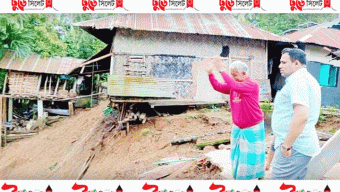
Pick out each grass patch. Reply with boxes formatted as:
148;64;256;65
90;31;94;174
141;129;150;136
49;162;58;171
260;100;273;112
329;128;338;134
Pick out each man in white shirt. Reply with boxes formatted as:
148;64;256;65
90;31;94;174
271;48;321;180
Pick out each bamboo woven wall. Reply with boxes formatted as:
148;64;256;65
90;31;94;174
8;71;40;96
6;71;77;100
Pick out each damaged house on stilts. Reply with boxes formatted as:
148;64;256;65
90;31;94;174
0;50;87;146
69;14;287;132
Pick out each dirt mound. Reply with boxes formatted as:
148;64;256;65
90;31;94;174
0;100;109;179
4;103;338;180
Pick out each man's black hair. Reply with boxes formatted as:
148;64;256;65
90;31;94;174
281;48;307;65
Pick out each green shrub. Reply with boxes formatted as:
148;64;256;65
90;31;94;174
318;109;326;123
260;100;273;112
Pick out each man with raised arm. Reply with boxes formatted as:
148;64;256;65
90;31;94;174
203;57;265;180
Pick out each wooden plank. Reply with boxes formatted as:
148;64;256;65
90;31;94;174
138;161;191;180
80;52;113;67
305;129;340;179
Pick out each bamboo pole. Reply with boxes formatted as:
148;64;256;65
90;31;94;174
48;76;52;96
72;79;77;91
8;98;13;122
44;75;48;95
63;80;67;91
36;74;42;94
54;77;60;96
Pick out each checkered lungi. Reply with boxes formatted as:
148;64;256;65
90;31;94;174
230;121;266;180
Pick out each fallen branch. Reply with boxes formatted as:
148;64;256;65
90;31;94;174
171;130;229;145
77;153;96;180
196;139;230;150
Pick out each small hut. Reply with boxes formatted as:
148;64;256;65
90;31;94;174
0;50;84;146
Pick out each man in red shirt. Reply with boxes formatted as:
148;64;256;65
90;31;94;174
203;57;265;180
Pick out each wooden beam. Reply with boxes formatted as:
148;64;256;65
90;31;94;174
80;53;113;67
8;98;13;122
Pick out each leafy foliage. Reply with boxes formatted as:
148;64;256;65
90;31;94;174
0;14;112;60
242;14;339;35
0;16;34;58
260;100;273;112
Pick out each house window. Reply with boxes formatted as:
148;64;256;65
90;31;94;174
319;64;339;87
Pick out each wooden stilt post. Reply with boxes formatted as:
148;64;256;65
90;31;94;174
68;101;74;116
8;98;13;122
2;98;7;124
37;100;44;119
91;65;94;108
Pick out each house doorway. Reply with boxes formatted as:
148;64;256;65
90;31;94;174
267;42;295;100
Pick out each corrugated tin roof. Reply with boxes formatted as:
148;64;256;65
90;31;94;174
285;24;340;49
0;51;85;75
75;14;283;42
